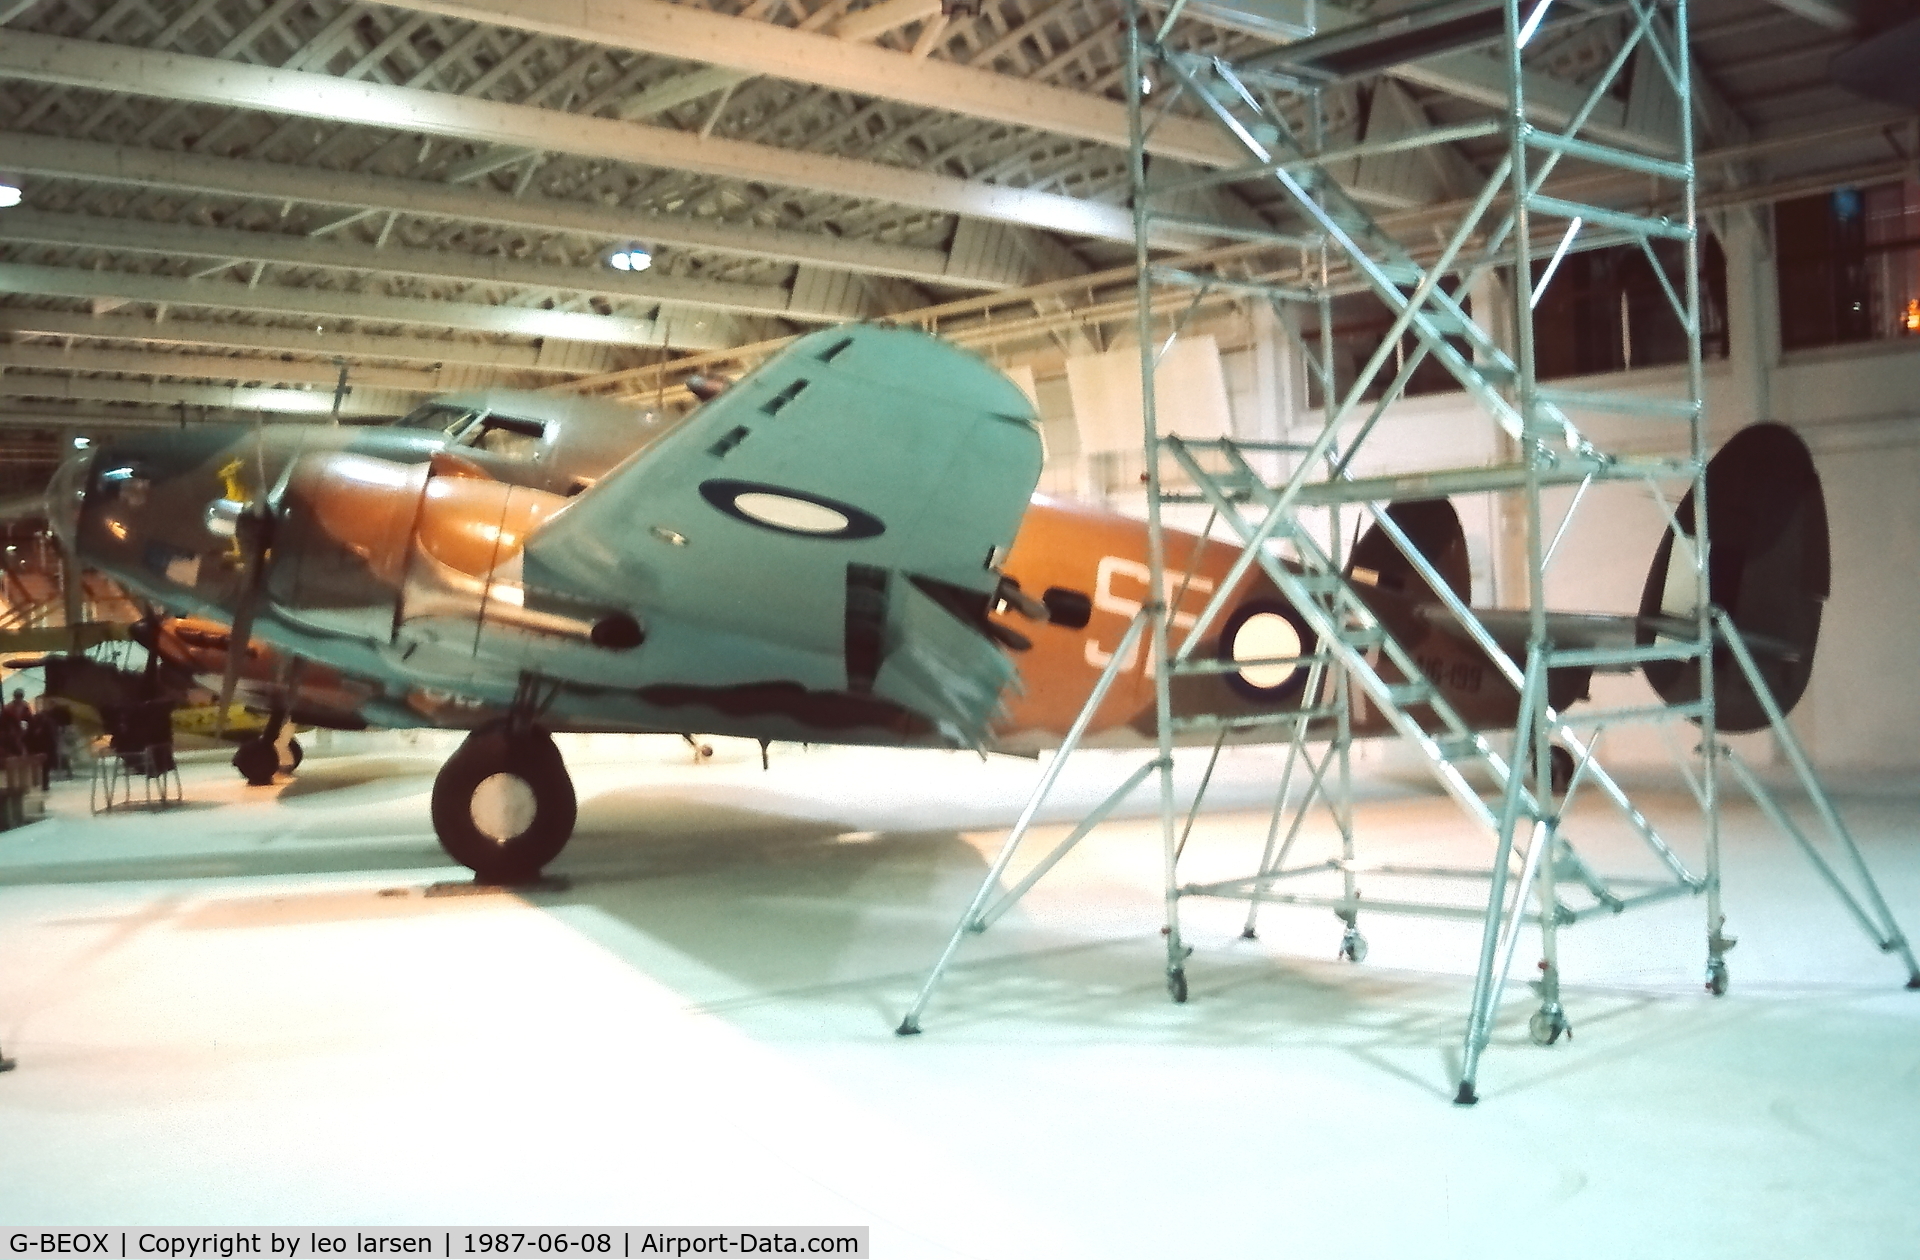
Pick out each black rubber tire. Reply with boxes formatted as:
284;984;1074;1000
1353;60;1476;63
233;737;279;787
283;737;304;772
431;725;576;884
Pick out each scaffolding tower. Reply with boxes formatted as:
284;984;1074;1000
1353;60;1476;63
901;0;1917;1102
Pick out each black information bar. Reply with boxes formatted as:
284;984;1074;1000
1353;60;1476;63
4;1231;868;1260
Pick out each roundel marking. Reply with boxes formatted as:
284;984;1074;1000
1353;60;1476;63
734;492;848;535
1219;601;1316;701
698;479;884;540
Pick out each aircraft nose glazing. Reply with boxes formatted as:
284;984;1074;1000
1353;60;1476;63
44;447;96;555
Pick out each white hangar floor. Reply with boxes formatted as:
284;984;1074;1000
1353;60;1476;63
1;734;1916;1257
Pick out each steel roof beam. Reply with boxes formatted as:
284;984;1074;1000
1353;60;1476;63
0;370;415;417
389;0;1242;166
0;209;857;322
1389;52;1643;151
0;343;492;394
0;31;1148;245
615;66;753;118
387;0;1677;161
0;133;988;288
0;309;618;374
834;0;943;42
0;402;347;432
0;261;731;350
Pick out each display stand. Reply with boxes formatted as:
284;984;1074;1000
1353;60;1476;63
901;0;1914;1100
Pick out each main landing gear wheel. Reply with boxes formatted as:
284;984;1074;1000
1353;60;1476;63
432;724;576;884
1339;927;1369;964
233;736;279;786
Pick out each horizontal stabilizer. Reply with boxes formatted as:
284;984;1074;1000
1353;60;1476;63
1423;606;1804;672
1417;606;1639;669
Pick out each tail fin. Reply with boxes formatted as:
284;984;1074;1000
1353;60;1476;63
1638;422;1829;733
1347;498;1471;604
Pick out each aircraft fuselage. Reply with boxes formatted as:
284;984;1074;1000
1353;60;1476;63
52;417;1522;753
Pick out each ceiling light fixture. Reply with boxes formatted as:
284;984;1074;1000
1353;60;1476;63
0;182;22;209
606;243;653;272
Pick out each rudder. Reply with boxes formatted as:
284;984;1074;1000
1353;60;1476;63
1638;422;1830;733
1347;499;1472;604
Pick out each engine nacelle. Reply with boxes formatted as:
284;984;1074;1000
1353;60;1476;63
268;452;643;661
266;451;426;641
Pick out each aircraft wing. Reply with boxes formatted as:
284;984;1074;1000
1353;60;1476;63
520;326;1044;747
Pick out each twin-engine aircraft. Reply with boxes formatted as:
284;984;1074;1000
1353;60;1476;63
47;326;1827;883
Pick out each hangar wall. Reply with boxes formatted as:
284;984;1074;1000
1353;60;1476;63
1015;215;1920;771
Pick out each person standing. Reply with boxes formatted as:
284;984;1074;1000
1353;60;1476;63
0;691;23;759
24;701;57;791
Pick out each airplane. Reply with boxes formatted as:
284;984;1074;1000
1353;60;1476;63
43;325;1827;885
20;387;680;781
6;614;329;744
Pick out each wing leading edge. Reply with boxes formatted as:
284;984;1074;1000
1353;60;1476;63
520;326;1044;747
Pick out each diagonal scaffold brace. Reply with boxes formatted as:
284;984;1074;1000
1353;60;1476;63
897;608;1160;1035
1713;610;1920;988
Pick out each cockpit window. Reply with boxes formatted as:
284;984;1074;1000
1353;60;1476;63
393;403;484;437
457;414;546;461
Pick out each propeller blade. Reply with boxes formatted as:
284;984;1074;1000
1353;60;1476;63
213;513;271;737
266;435;304;508
213;424;304;737
1;655;55;671
213;602;254;737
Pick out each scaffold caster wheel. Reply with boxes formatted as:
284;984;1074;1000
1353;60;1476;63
1339;928;1368;963
1706;960;1729;996
1167;969;1188;1004
1528;1009;1570;1046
